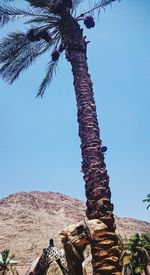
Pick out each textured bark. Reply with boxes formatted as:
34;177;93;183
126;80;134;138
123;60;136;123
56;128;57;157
62;15;121;275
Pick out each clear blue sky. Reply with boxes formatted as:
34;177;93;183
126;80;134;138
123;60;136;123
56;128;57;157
0;0;150;222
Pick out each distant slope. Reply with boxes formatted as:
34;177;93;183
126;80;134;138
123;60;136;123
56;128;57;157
0;191;149;264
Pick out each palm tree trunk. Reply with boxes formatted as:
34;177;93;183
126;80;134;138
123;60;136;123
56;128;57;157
64;16;121;275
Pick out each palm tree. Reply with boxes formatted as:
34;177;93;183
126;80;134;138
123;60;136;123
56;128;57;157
0;249;16;275
120;233;150;275
0;1;122;274
143;194;150;210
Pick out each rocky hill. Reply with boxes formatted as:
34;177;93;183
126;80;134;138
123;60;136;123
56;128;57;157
0;191;150;264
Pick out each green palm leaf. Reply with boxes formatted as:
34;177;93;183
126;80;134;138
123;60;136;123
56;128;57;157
121;233;150;274
0;250;15;264
0;4;46;27
140;234;150;253
37;59;59;97
143;193;150;202
25;15;59;26
143;193;150;209
1;250;10;264
0;31;50;83
78;0;118;18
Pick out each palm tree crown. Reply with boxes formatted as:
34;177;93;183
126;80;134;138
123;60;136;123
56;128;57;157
0;249;16;274
121;233;150;275
143;193;150;210
0;0;116;96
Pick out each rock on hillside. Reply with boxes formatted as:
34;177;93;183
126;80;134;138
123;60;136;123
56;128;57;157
0;191;150;264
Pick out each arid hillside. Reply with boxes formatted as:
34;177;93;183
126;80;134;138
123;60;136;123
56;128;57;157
0;191;149;264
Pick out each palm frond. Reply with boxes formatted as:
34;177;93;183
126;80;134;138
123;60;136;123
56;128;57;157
143;193;150;210
25;14;59;26
140;234;150;253
0;32;27;62
1;250;10;264
0;31;50;83
37;59;59;97
26;0;83;16
143;193;150;202
26;0;83;8
25;16;49;24
78;0;119;18
72;0;83;10
0;4;47;27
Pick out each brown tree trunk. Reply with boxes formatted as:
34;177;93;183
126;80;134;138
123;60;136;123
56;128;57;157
63;15;121;275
